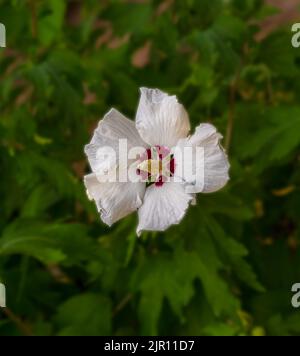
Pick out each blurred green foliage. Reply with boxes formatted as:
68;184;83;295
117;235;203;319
1;0;300;336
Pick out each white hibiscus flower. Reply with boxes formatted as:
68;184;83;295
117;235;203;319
84;88;230;235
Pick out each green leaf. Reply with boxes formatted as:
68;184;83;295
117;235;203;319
104;3;152;35
238;106;300;169
21;184;59;218
206;216;265;292
0;220;97;265
0;221;66;264
132;243;239;335
38;0;66;45
55;294;112;336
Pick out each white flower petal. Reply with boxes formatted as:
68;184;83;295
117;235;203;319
174;123;230;193
137;182;193;235
84;173;145;226
85;108;146;174
136;88;190;147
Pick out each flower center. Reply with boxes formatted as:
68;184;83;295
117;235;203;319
137;146;175;187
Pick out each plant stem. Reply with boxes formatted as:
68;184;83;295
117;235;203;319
1;308;33;336
225;77;238;152
225;44;248;152
28;0;38;39
113;293;133;317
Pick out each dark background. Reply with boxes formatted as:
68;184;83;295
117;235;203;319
1;0;300;336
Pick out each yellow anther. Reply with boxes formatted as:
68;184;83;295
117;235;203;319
138;159;161;176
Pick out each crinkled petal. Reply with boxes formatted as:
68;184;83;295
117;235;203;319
137;182;193;235
135;88;190;148
84;173;146;226
85;109;147;174
174;123;230;193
